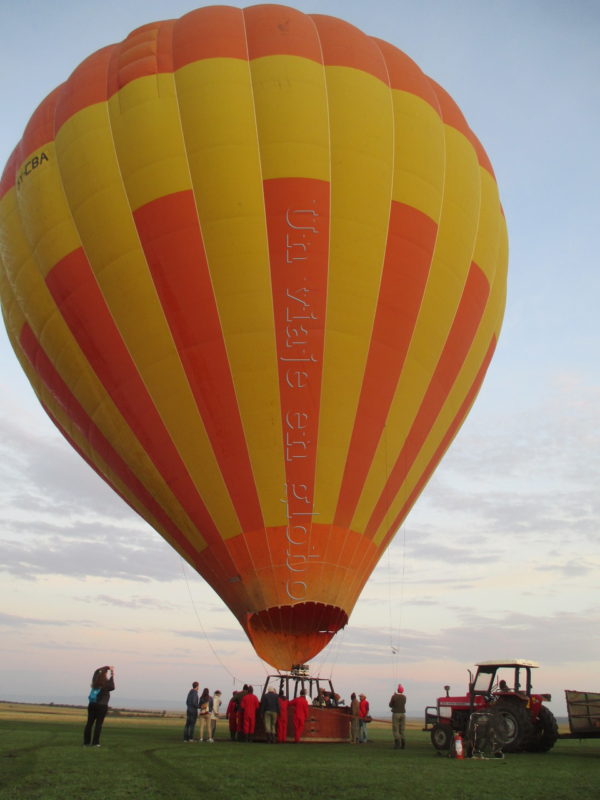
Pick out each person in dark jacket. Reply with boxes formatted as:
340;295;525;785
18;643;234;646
83;665;115;746
260;687;279;743
349;692;360;744
389;684;407;749
184;681;200;742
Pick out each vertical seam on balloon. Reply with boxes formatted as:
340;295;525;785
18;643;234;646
176;9;268;620
48;45;167;522
371;34;397;578
48;78;124;456
343;73;448;597
161;26;246;541
325;36;397;624
362;261;490;542
307;26;356;627
242;6;276;627
102;35;232;559
167;16;265;544
104;36;175;375
50;36;240;583
306;11;334;652
106;23;211;514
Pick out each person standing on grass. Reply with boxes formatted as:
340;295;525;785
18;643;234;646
236;684;249;740
240;685;260;741
358;693;370;743
389;684;407;750
260;687;279;743
198;688;213;742
289;688;309;743
349;692;360;744
83;665;115;747
210;689;222;741
277;691;289;743
183;681;200;742
226;692;239;740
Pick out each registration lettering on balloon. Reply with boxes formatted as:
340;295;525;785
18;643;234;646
15;150;49;189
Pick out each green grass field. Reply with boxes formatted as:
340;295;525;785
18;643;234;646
0;704;598;800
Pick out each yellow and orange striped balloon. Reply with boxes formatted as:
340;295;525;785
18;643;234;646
0;5;507;670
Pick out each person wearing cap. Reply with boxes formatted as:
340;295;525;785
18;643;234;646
389;684;407;749
358;693;370;743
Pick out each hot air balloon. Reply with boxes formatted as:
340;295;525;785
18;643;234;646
0;5;507;671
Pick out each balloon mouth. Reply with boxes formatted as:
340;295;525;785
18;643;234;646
245;603;348;671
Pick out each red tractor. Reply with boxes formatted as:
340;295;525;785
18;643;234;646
424;660;559;754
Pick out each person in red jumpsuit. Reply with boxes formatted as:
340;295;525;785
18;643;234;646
226;693;238;741
277;691;289;743
235;685;248;741
240;685;260;741
289;688;309;743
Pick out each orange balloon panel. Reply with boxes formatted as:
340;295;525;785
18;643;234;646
0;5;508;670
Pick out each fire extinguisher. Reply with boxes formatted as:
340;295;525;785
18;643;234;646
453;732;465;760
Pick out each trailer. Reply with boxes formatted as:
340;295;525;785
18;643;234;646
559;690;600;739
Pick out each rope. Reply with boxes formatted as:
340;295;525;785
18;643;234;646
327;624;346;679
389;524;407;686
180;560;251;685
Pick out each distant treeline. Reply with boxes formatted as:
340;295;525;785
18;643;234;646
0;700;183;719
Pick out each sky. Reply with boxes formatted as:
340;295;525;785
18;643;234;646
0;0;599;719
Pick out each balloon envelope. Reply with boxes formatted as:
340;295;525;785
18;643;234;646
0;5;507;669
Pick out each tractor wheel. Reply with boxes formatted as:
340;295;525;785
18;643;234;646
430;723;453;751
490;700;534;753
527;706;559;752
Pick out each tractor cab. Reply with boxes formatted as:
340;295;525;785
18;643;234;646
470;659;541;703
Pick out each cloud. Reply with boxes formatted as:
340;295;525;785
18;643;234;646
0;611;76;628
535;558;597;578
335;606;600;668
0;413;131;518
174;626;247;643
0;413;185;582
76;593;180;611
0;526;181;582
